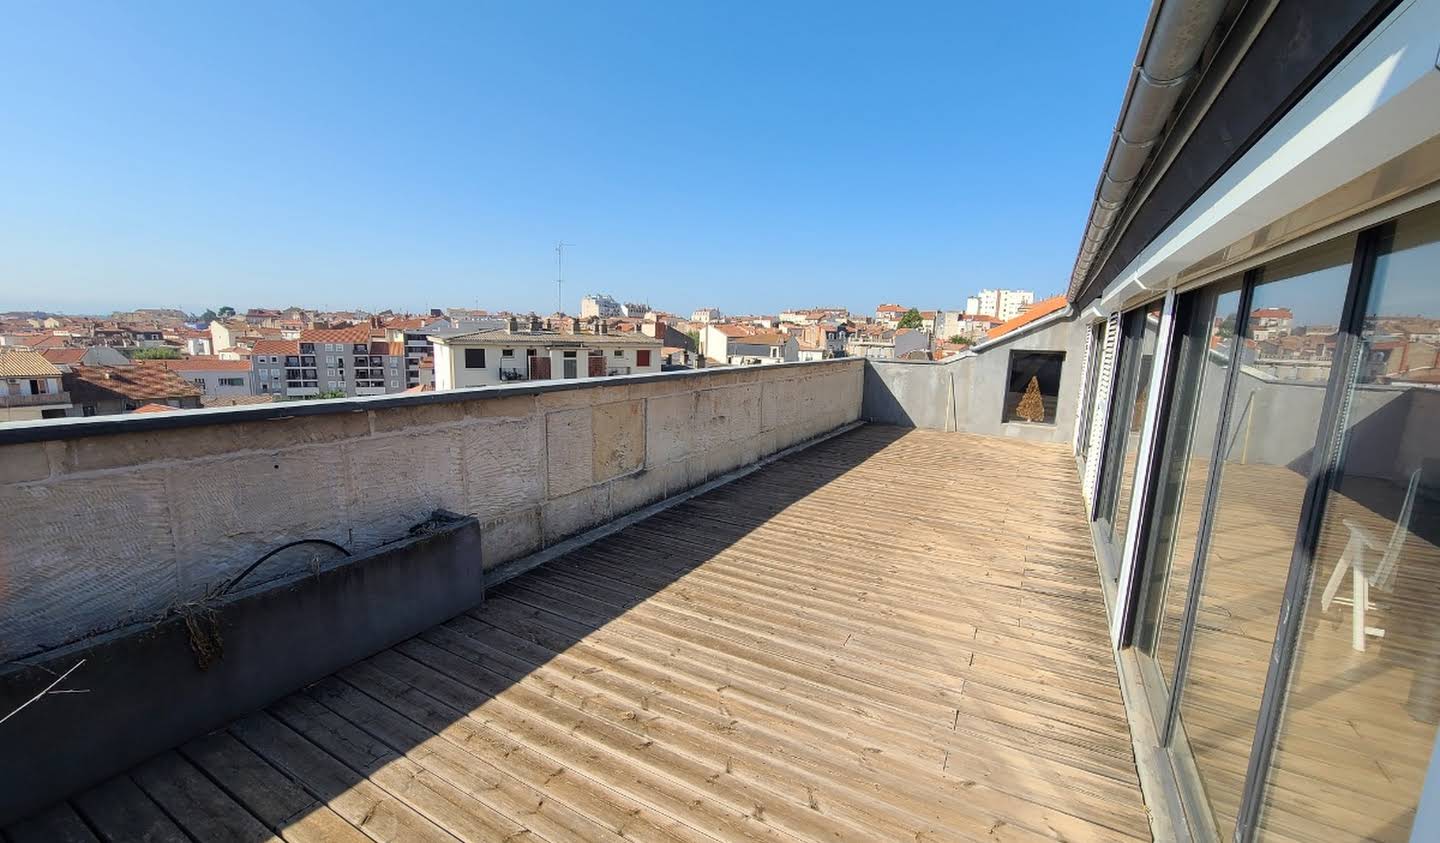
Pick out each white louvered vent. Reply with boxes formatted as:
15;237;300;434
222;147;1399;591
1082;312;1122;514
1071;325;1096;455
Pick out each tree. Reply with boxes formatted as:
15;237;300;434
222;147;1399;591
130;347;182;360
1015;376;1046;423
947;334;972;346
217;305;236;318
897;308;924;329
199;309;218;323
316;389;347;399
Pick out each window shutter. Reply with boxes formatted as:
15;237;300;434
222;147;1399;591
1082;312;1122;514
1071;326;1097;455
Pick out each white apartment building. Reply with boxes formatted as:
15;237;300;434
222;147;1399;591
690;307;721;324
965;288;1034;322
430;320;662;389
579;294;622;319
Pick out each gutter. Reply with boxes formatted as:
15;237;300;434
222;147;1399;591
1068;0;1231;300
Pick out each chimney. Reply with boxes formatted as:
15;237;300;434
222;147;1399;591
599;320;608;335
507;316;519;334
530;314;542;332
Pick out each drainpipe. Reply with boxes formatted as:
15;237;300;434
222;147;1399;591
1069;0;1230;300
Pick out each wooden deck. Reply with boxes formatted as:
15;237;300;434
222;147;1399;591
4;425;1149;843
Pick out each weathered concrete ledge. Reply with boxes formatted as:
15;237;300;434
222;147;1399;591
0;359;864;663
0;515;484;825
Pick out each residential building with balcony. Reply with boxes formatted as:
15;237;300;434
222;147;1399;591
0;350;71;421
250;327;407;399
3;3;1440;842
578;293;622;319
430;318;663;387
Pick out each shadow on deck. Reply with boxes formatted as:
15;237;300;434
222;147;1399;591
4;425;1149;843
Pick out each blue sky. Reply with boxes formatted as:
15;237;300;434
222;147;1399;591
0;1;1144;317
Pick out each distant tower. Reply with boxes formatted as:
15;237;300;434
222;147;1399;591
555;241;574;314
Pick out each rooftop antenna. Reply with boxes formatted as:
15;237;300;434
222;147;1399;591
555;241;574;314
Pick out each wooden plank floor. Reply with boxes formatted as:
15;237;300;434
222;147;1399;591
4;425;1149;843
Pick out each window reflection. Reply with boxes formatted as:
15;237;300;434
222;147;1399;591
1174;235;1356;836
1259;207;1440;841
1133;279;1243;700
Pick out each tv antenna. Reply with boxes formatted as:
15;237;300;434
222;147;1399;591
555;241;574;314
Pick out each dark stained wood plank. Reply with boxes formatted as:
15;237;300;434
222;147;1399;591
179;731;368;843
130;752;277;843
72;775;188;843
226;712;458;843
4;802;99;843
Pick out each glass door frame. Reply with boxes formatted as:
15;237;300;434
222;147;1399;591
1112;224;1394;842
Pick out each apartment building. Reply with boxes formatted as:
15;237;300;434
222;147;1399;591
689;307;721;323
429;317;662;389
578;294;622;319
249;327;406;398
964;288;1034;322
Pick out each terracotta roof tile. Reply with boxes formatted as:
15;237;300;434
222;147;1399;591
65;364;203;402
300;326;373;344
250;339;300;356
40;348;88;366
985;296;1068;341
0;349;63;378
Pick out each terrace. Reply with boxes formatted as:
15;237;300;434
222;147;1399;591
0;359;1149;841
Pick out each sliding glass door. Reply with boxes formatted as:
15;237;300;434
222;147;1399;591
1131;277;1243;724
1255;205;1440;842
1172;234;1357;836
1116;199;1440;842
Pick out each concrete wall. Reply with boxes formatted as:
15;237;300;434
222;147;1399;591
0;359;863;663
862;313;1089;444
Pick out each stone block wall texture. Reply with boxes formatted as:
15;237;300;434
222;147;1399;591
0;360;863;662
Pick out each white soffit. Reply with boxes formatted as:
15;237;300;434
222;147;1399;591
1098;0;1440;312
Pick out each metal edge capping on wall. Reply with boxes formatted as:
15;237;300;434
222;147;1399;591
0;357;864;446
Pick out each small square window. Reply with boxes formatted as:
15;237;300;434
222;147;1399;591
613;350;624;357
502;348;515;357
1002;350;1065;425
465;348;486;368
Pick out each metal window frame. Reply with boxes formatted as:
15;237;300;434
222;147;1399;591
1113;289;1179;649
1230;223;1386;841
1160;268;1257;748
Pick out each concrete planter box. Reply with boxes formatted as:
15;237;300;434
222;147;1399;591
0;514;483;825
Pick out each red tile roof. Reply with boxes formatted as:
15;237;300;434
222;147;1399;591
0;349;63;377
250;339;300;356
985;295;1068;341
28;334;70;350
133;403;177;414
66;364;203;402
876;304;907;313
40;348;88;366
712;324;754;338
300;326;373;344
